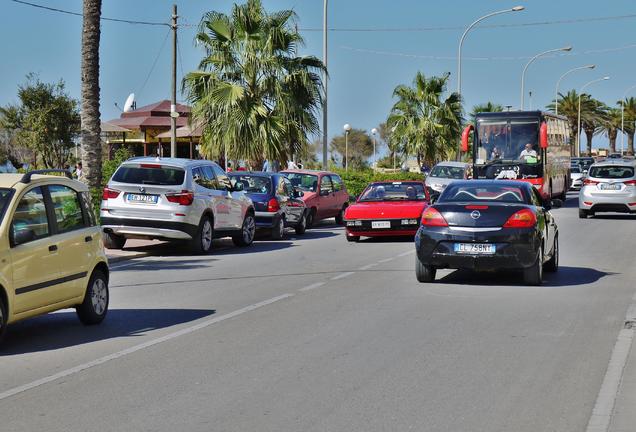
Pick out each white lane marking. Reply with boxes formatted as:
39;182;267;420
377;258;394;264
359;263;378;271
585;300;636;432
0;293;294;401
299;282;326;292
331;272;355;281
397;250;415;257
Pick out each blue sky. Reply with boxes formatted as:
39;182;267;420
2;0;636;150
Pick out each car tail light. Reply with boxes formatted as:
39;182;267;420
166;190;194;206
584;179;599;185
624;180;636;186
629;203;636;206
267;198;280;212
584;201;593;205
102;187;120;200
503;209;537;228
421;207;448;227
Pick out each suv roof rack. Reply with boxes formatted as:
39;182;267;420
20;169;73;184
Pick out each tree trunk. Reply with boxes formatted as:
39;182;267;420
585;129;594;156
629;132;635;155
609;130;617;153
81;0;102;189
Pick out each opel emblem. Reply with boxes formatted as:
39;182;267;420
470;210;481;220
139;186;146;193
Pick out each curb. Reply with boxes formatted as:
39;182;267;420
107;252;150;264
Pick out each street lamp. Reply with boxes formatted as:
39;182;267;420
555;64;595;115
343;123;351;171
322;0;328;170
456;5;524;160
578;76;610;156
520;45;572;110
371;128;378;171
620;84;636;156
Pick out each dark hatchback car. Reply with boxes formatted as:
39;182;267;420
414;180;558;285
228;172;307;239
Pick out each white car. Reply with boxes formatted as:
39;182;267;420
579;160;636;218
570;166;585;190
101;157;255;253
425;161;471;196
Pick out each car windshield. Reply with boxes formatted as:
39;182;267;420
571;167;581;173
476;120;540;163
113;164;185;185
229;175;271;194
359;182;426;202
440;184;526;203
588;166;634;179
283;173;318;192
429;166;465;179
0;188;13;224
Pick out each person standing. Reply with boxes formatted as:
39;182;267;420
75;162;83;181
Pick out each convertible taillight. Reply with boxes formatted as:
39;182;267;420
102;187;120;200
421;207;448;227
166;190;194;206
267;198;280;212
503;209;537;228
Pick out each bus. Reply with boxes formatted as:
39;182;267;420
461;110;571;200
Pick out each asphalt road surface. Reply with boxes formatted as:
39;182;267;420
1;193;635;432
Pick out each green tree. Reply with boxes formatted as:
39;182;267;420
469;102;503;124
0;75;80;168
618;97;636;155
330;128;373;169
387;72;462;165
582;99;608;156
601;107;624;153
547;90;590;156
183;0;325;164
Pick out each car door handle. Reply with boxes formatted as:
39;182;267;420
48;245;58;252
85;236;93;242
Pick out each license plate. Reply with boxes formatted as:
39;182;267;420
599;183;621;190
454;243;496;254
126;193;158;204
371;221;391;229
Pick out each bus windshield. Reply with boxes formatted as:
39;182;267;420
476;120;540;164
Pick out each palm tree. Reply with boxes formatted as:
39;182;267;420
581;98;607;156
80;0;102;190
387;72;462;165
183;0;324;164
601;108;623;153
547;90;585;156
618;97;636;155
469;102;503;124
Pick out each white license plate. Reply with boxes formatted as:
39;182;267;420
126;193;158;204
371;221;391;229
454;243;496;254
599;183;621;190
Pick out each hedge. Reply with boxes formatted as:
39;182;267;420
332;168;425;198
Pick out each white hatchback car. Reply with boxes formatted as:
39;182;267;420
579;160;636;218
101;158;255;253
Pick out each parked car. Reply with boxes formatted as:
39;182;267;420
570;157;595;172
281;170;349;227
228;172;307;239
344;181;429;242
424;161;471;197
570;166;585;190
0;170;109;342
415;180;558;285
578;160;636;218
101;157;255;253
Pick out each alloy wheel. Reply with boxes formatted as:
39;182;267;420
243;215;256;244
91;278;108;316
202;219;213;251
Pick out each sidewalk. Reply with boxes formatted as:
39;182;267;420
106;239;165;263
608;320;636;432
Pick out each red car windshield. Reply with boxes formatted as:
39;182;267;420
359;182;426;202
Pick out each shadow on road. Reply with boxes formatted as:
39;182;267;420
589;214;636;220
0;308;216;355
437;266;614;287
359;236;414;244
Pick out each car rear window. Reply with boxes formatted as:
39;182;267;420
430;165;465;179
230;175;271;194
359;182;426;201
571;167;581;173
440;184;526;203
113;165;185;185
588;166;634;179
283;173;318;192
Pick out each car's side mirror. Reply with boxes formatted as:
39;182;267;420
232;181;244;192
12;226;35;246
320;189;330;197
429;193;439;204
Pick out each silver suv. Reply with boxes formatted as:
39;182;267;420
579;159;636;218
101;157;255;253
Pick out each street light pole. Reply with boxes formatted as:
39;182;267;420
456;6;524;161
322;0;328;170
620;84;636;156
555;64;595;116
520;45;572;110
343;124;351;171
578;76;610;157
371;128;378;171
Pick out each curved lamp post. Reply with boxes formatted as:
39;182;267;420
578;76;610;156
520;45;572;110
343;123;351;170
555;64;595;115
620;84;636;155
322;0;328;169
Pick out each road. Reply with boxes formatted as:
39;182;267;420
1;192;635;432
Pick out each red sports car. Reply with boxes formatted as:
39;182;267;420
343;181;430;242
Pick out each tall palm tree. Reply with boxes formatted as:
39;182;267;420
469;102;503;124
582;98;607;156
183;0;324;164
387;72;462;165
80;0;102;190
547;90;587;156
618;97;636;155
601;108;624;153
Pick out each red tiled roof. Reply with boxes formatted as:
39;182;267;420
121;99;190;119
105;99;192;130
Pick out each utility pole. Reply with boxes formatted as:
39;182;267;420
170;4;178;158
322;0;328;170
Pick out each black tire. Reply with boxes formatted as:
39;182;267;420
544;235;559;273
578;209;588;219
0;295;7;343
233;213;256;247
76;270;109;325
335;204;347;225
346;233;360;242
189;216;214;254
523;248;543;286
306;208;316;228
415;255;436;283
295;211;307;235
103;232;126;250
271;216;285;240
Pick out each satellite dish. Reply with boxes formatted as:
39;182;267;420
123;93;135;112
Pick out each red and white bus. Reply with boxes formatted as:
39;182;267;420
461;110;571;200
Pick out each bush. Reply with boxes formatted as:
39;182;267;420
103;147;133;184
333;168;424;198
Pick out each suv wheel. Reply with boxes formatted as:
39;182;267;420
190;216;214;254
335;204;347;225
271;216;285;240
0;295;7;342
76;270;109;325
233;213;256;247
295;212;307;235
103;232;126;250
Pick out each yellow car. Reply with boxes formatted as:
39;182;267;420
0;170;109;342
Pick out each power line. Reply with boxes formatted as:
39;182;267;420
10;0;169;27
